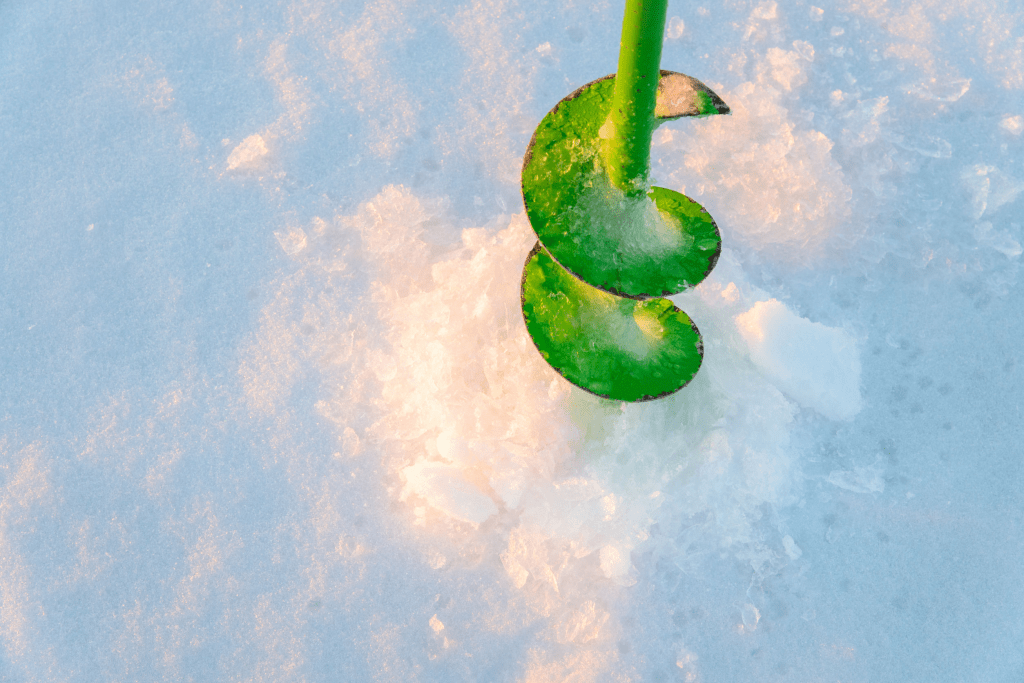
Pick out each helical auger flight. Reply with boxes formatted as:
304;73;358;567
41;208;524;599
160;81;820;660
520;0;730;402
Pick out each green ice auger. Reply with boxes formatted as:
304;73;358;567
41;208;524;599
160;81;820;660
520;0;730;402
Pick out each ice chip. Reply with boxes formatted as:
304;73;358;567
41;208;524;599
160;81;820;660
912;77;972;102
227;133;268;169
962;165;1024;219
766;48;806;91
401;460;498;526
274;226;308;255
735;300;861;420
676;648;700;682
501;551;530;588
556;601;609;644
792;40;815;62
599;544;631;578
827;460;885;494
666;16;685;40
974;222;1023;259
341;426;361;457
740;603;760;631
751;2;778;20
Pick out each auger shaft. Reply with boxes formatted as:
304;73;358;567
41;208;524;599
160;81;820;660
605;0;668;196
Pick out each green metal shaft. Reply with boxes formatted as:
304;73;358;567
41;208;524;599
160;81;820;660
605;0;668;196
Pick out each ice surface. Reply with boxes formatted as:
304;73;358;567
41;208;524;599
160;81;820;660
2;0;1024;681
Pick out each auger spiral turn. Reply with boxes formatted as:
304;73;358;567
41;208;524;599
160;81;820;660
520;0;730;402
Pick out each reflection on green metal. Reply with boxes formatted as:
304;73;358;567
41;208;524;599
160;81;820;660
520;0;730;402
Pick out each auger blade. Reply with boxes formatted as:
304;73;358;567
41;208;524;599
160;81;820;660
521;243;704;402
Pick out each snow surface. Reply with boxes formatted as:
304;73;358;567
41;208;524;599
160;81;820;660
2;0;1023;681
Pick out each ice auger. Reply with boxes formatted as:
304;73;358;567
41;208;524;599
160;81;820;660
520;0;730;401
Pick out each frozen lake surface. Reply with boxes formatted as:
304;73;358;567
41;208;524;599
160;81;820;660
2;0;1023;680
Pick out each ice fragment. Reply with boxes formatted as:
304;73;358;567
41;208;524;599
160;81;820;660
735;299;861;420
827;461;885;494
401;460;498;526
227;134;268;169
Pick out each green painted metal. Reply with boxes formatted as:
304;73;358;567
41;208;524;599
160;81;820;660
519;2;730;402
606;0;668;196
521;244;704;402
521;74;726;299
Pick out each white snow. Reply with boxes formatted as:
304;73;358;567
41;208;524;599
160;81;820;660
2;0;1023;681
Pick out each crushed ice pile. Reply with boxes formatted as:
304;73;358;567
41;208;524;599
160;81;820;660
2;0;1023;681
340;186;859;577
